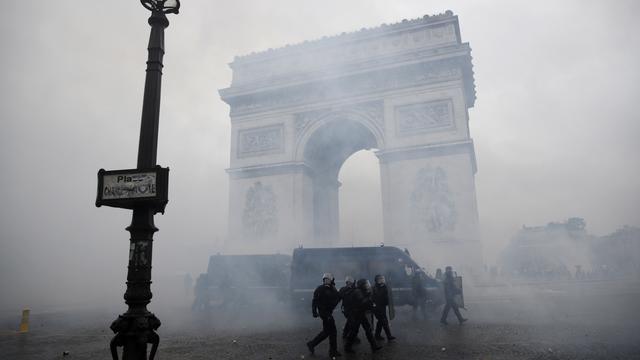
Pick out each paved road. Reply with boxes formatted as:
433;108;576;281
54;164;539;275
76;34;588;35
2;280;639;359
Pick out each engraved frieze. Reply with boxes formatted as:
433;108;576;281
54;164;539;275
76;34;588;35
395;99;454;136
229;59;464;116
238;124;284;157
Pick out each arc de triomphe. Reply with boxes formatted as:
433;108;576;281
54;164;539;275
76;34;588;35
219;11;482;269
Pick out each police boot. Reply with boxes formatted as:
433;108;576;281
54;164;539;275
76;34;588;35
306;341;315;355
344;340;355;354
383;323;395;341
366;332;382;352
329;334;341;357
344;345;354;354
375;322;384;340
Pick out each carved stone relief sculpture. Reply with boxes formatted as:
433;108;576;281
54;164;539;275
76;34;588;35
238;124;284;157
242;181;278;238
411;166;457;234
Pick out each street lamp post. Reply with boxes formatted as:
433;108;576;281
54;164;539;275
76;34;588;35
106;1;180;360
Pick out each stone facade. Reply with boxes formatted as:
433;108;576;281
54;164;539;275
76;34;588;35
220;11;482;269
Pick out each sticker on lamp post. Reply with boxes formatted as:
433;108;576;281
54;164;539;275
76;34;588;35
96;167;169;213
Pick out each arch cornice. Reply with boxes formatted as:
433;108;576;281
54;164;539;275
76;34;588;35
293;101;386;162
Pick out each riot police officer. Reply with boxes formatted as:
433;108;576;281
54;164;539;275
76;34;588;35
440;266;468;325
372;274;396;341
411;269;427;320
307;273;342;357
344;279;382;353
338;276;359;342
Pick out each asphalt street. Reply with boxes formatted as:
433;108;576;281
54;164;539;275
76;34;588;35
1;280;639;359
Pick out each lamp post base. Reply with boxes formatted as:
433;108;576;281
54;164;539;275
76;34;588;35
110;312;161;360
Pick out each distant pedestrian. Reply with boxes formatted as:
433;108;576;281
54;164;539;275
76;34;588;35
307;273;342;358
411;269;427;320
372;275;396;341
440;266;467;325
435;268;443;281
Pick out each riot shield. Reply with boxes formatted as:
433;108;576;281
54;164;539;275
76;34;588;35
453;276;465;309
388;284;395;320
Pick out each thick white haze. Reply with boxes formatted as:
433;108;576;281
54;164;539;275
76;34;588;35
0;0;638;312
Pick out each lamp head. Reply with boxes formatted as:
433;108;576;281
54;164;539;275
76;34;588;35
141;0;180;14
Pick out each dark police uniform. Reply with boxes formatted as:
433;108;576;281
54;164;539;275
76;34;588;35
344;279;382;353
307;281;341;357
411;271;428;320
338;282;358;341
372;281;395;340
440;268;467;325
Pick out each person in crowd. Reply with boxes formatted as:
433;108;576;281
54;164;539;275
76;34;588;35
344;279;382;354
440;266;468;325
372;274;396;341
411;268;428;320
435;268;443;281
338;276;359;343
307;273;342;358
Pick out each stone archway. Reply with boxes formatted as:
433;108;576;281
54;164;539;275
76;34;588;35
220;11;482;269
298;112;382;244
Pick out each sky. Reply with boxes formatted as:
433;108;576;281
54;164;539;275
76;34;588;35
0;0;639;312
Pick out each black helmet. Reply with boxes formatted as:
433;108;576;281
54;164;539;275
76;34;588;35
356;278;370;290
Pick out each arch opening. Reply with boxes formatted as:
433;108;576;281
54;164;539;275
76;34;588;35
338;150;383;247
303;119;379;244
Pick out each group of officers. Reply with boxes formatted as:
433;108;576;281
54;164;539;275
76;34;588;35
307;266;466;357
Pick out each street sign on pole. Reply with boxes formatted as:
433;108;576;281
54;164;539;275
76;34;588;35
96;167;169;214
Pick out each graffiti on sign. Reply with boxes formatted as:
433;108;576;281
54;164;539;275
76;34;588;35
102;172;157;200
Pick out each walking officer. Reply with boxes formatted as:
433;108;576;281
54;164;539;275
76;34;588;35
307;273;342;358
344;279;382;354
372;274;396;341
411;269;427;320
338;276;359;342
440;266;468;325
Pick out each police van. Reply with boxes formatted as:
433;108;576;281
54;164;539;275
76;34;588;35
196;253;291;309
289;246;443;309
